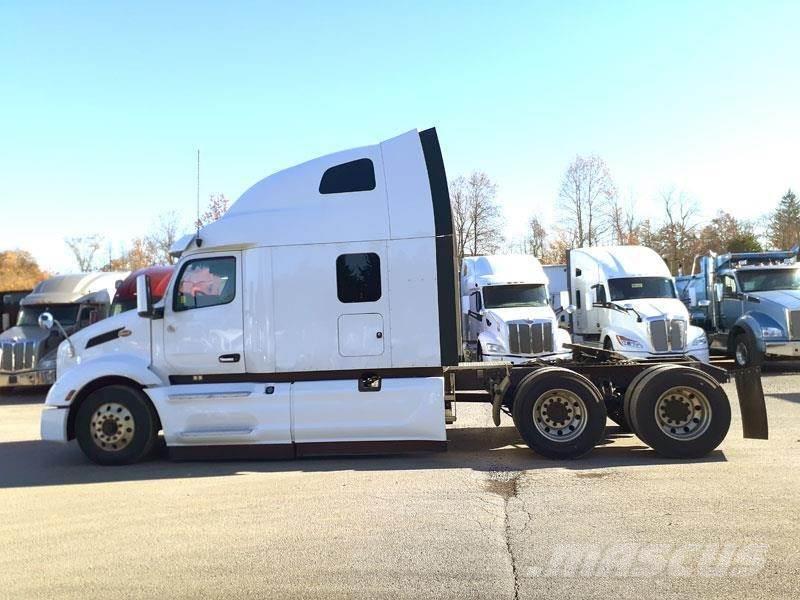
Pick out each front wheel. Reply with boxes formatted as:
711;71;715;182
734;333;763;368
512;367;607;459
75;385;159;465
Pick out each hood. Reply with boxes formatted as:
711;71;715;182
485;306;555;324
615;298;689;320
0;325;54;344
749;290;800;310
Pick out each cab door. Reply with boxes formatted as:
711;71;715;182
160;252;244;375
720;274;743;330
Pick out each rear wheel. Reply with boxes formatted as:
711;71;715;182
75;385;158;465
512;367;607;459
627;365;730;458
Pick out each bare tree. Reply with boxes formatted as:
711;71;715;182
449;171;504;262
146;212;182;265
650;188;700;274
557;155;616;247
523;216;547;258
65;235;103;271
609;195;640;245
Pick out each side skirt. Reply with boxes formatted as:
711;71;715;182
168;440;448;461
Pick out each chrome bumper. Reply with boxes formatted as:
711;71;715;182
0;368;56;388
765;340;800;359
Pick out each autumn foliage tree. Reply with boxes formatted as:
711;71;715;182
0;250;48;290
196;194;231;228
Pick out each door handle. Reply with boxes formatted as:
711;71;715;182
218;353;241;363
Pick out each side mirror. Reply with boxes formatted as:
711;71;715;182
565;304;576;315
38;312;54;330
698;299;711;307
714;283;724;302
136;274;153;318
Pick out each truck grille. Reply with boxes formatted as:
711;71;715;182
508;321;554;355
0;340;36;372
649;319;686;352
789;310;800;339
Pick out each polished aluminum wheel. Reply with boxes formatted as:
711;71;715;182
735;340;749;366
90;402;135;451
532;388;587;442
654;386;712;441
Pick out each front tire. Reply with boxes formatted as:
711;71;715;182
75;385;158;465
734;333;763;368
512;367;607;459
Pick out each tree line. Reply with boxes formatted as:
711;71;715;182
450;155;799;273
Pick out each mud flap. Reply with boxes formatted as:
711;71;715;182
733;366;768;439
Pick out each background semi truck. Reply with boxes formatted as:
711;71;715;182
110;266;174;316
460;255;570;362
547;246;709;362
38;128;766;466
1;290;31;333
676;250;800;367
0;272;127;389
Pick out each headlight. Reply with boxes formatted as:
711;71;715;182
762;326;784;338
616;335;643;349
484;343;505;354
690;333;708;347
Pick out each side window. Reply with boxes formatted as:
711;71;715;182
469;291;482;313
336;253;381;303
722;275;737;297
174;257;236;312
595;285;607;305
319;158;376;194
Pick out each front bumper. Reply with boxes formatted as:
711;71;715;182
0;368;56;388
765;340;800;359
40;405;69;442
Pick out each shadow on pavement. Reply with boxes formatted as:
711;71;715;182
0;425;726;490
767;392;800;404
0;388;47;406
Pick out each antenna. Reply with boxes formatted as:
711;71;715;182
196;149;200;235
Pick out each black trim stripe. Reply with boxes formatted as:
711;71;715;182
168;366;444;385
168;440;446;461
419;128;460;366
85;327;125;350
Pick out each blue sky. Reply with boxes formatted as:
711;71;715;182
2;1;799;272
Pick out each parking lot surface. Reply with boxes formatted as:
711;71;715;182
1;364;798;599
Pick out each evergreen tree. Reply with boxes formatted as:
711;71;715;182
768;189;800;250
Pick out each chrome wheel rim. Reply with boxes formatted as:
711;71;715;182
735;342;749;366
91;403;135;451
532;388;587;442
654;386;712;441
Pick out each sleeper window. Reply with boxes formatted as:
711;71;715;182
319;158;376;194
174;257;236;311
336;253;381;303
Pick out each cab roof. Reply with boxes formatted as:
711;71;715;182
22;272;129;306
571;245;671;279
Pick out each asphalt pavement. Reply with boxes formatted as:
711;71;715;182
0;363;798;599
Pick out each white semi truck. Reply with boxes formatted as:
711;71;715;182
38;129;765;465
547;246;710;362
461;255;570;362
0;272;127;389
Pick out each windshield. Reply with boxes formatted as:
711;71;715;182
737;268;800;293
608;277;676;301
17;304;80;327
482;284;548;309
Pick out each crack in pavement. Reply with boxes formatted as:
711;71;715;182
485;469;524;600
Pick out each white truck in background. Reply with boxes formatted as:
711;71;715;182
547;246;709;362
461;255;570;362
